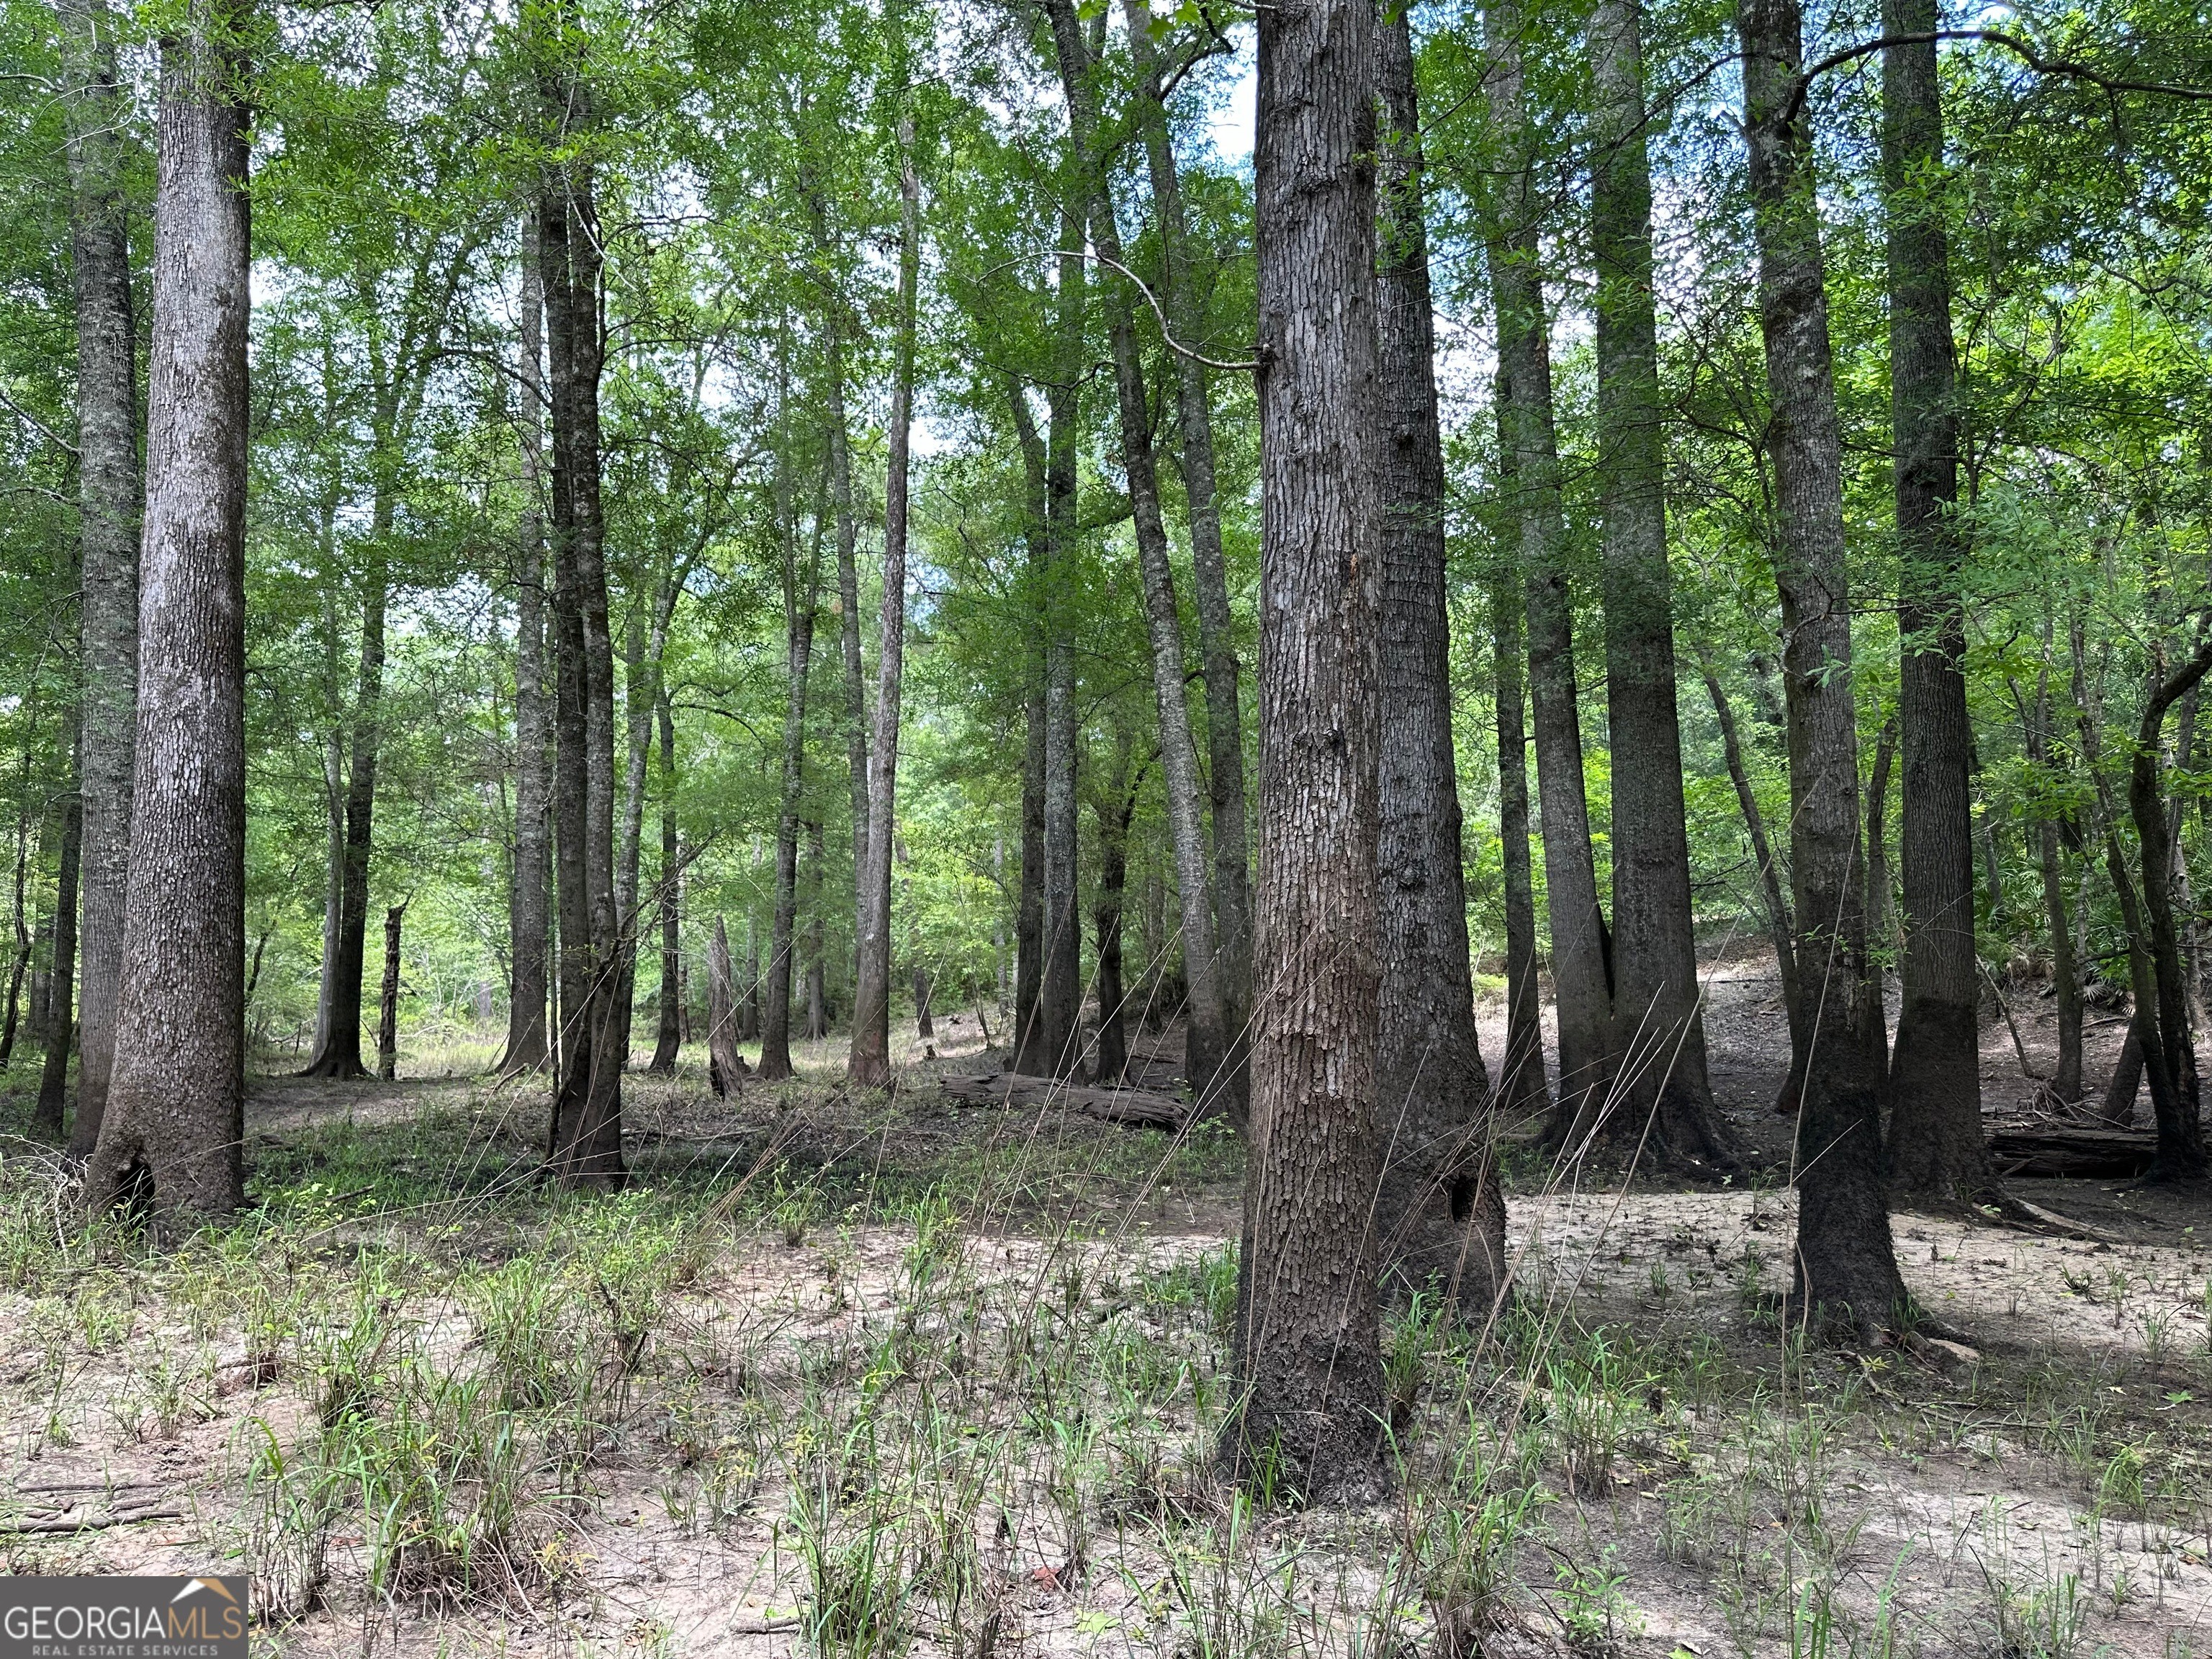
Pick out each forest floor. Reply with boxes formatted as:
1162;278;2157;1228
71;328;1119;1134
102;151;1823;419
2;950;2209;1659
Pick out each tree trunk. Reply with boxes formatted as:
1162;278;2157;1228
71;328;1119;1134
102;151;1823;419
1881;0;1993;1210
377;902;404;1082
1091;740;1140;1087
706;913;747;1096
815;225;871;975
647;690;682;1074
34;728;82;1138
739;904;760;1040
2103;1012;2144;1125
1121;0;1251;1117
1700;656;1809;1113
500;225;552;1076
1739;0;1905;1334
806;818;828;1041
848;118;919;1088
83;0;251;1229
759;403;820;1082
539;143;624;1187
1043;0;1222;1107
1491;575;1552;1122
1014;688;1047;1071
58;0;140;1157
2028;670;2082;1102
302;576;384;1081
1374;0;1507;1316
1486;0;1617;1143
1223;0;1388;1501
1866;715;1897;961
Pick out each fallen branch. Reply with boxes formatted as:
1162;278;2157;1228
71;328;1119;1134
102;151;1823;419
941;1071;1187;1129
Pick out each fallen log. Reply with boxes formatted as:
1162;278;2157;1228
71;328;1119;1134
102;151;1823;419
941;1071;1187;1130
1988;1126;2158;1179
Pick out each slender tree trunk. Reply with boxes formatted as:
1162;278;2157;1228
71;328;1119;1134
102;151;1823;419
848;118;919;1088
760;412;820;1082
1491;575;1552;1122
706;913;747;1095
814;220;871;961
1739;0;1905;1334
1881;0;1993;1210
2103;1012;2144;1125
1866;715;1897;961
1701;657;1809;1113
2026;673;2083;1102
1044;0;1222;1106
647;690;682;1074
302;575;384;1080
377;902;404;1082
1486;0;1617;1140
1588;0;1733;1171
739;904;760;1041
34;726;82;1138
1121;0;1251;1114
806;819;828;1040
1014;689;1047;1071
1223;0;1388;1501
84;0;251;1228
1374;0;1506;1315
501;228;552;1076
1091;741;1140;1086
58;0;140;1156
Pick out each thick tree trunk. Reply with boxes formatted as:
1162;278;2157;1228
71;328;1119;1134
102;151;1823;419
539;149;624;1187
1491;575;1552;1122
1223;0;1388;1501
84;0;251;1228
2103;1012;2144;1125
1486;0;1617;1141
1701;657;1809;1113
1589;0;1732;1171
500;230;552;1076
848;120;918;1088
34;730;82;1138
1881;0;1994;1210
759;428;819;1082
706;913;747;1096
1374;0;1506;1316
58;0;140;1157
377;902;404;1082
1739;0;1906;1334
1121;0;1251;1116
1044;0;1222;1107
647;691;682;1074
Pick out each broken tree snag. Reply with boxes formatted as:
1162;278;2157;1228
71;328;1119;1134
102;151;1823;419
940;1070;1185;1130
1987;1126;2157;1179
706;913;749;1098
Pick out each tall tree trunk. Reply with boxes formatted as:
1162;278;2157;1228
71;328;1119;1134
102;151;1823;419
539;143;624;1187
706;913;747;1096
1374;0;1506;1316
813;211;871;966
647;689;682;1074
58;0;140;1156
739;902;760;1041
500;226;552;1076
34;724;82;1138
302;575;384;1080
1866;715;1897;961
1881;0;1993;1210
2027;670;2082;1102
1014;689;1047;1070
84;0;251;1228
1491;574;1552;1122
1044;0;1221;1105
1223;0;1388;1501
759;406;820;1082
1739;0;1905;1335
1121;0;1251;1115
1091;739;1141;1087
377;902;404;1082
1486;0;1617;1141
806;818;828;1040
1590;0;1733;1170
1700;655;1809;1114
848;117;919;1088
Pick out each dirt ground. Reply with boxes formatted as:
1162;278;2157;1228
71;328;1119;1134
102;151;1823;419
2;953;2209;1659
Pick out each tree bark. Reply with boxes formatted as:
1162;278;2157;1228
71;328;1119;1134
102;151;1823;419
2026;669;2082;1102
34;727;82;1138
813;206;871;968
377;902;404;1082
1485;0;1617;1142
647;689;682;1074
1044;0;1222;1107
1881;0;1994;1210
58;0;139;1156
1091;739;1141;1087
1014;688;1047;1071
806;818;828;1040
1374;0;1507;1316
500;224;552;1076
1866;715;1897;960
848;117;919;1088
706;913;747;1096
1588;0;1732;1171
1223;0;1388;1501
84;0;251;1229
1121;0;1251;1115
539;140;624;1187
1739;0;1906;1334
301;572;384;1081
759;392;820;1082
1491;574;1552;1122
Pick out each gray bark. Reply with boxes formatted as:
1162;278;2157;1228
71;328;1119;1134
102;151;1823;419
500;227;552;1076
35;723;81;1138
759;413;819;1083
